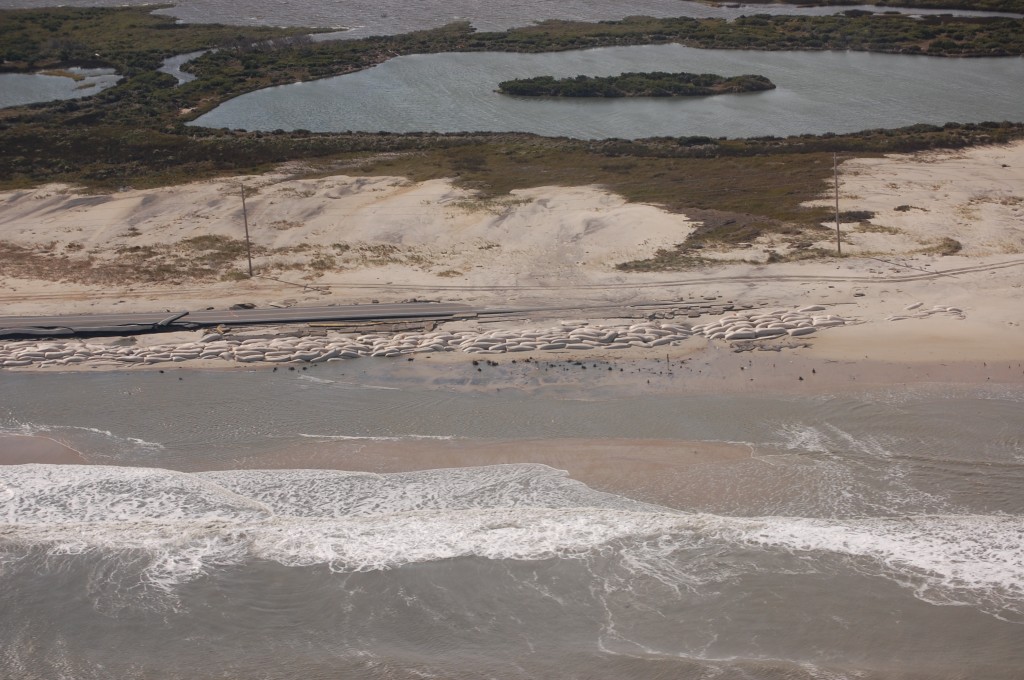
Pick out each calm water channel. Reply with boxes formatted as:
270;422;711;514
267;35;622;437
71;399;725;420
192;44;1024;139
0;69;120;109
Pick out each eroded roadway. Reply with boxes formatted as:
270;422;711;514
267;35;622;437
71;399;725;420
0;303;475;338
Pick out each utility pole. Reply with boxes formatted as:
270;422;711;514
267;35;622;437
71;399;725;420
241;182;253;277
834;152;842;256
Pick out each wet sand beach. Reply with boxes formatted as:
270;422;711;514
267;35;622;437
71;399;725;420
0;434;88;465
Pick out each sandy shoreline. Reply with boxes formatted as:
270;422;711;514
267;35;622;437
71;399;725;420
0;433;752;508
0;435;88;465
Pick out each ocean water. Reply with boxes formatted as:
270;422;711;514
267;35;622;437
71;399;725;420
2;367;1023;679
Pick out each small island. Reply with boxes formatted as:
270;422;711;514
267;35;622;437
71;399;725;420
497;72;776;98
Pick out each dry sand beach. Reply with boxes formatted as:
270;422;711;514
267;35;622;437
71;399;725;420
1;141;1022;376
0;145;1020;374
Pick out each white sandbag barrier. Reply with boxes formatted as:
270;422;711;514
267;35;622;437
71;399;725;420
690;306;853;341
885;304;966;322
0;306;856;369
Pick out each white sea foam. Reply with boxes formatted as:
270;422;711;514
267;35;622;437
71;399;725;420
1;464;1021;619
199;464;646;517
68;426;164;450
0;465;269;525
297;433;459;442
773;423;833;454
1;421;164;452
768;422;948;515
734;515;1024;620
0;423;38;439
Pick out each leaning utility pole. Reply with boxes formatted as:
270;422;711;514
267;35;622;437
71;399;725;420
834;152;842;256
241;183;254;277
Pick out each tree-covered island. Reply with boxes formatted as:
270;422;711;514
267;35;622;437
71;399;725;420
498;72;775;97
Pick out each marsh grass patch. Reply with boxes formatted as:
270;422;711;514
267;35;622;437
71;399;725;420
854;223;901;235
920;237;964;256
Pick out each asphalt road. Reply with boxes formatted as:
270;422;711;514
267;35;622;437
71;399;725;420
0;302;474;335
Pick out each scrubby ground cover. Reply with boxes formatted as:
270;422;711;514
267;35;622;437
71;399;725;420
708;1;1024;13
0;6;317;76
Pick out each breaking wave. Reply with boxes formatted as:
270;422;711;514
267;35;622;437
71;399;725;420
1;463;1021;620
